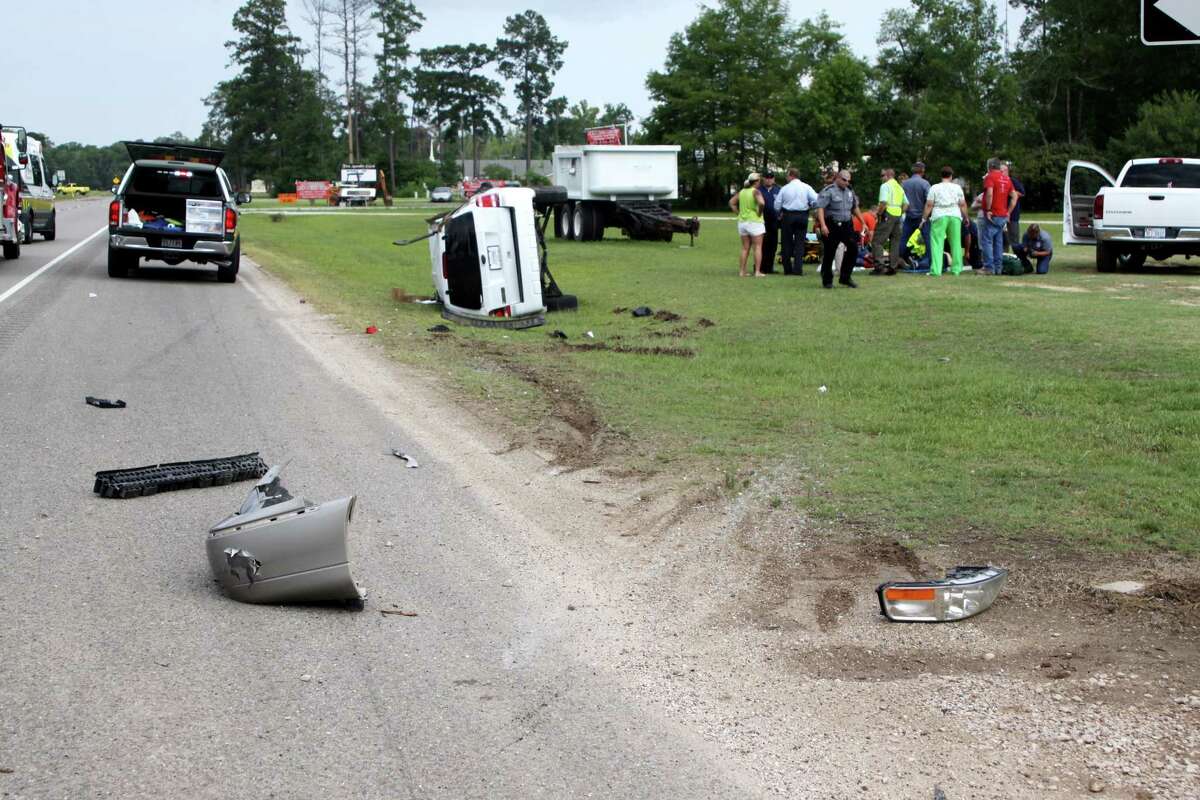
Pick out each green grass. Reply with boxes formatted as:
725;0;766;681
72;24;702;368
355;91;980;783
242;211;1200;553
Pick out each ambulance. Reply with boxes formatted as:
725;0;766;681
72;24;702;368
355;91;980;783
0;125;27;259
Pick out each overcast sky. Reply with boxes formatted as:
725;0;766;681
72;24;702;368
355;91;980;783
12;0;1018;146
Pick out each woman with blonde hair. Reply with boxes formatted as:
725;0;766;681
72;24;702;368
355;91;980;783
729;172;767;277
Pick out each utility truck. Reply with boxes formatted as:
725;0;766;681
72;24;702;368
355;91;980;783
337;164;378;206
1065;157;1200;271
551;144;699;243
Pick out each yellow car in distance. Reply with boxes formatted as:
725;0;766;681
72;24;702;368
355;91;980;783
57;182;91;197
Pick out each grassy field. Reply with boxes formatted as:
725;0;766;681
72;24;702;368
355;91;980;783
241;209;1200;553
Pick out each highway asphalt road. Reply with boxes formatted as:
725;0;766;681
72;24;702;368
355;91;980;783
0;199;756;799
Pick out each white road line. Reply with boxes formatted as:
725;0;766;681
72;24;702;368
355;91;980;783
0;227;107;308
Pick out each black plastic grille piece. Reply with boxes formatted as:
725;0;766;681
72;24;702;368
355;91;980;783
93;452;268;499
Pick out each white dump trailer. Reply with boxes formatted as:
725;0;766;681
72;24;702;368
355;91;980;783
551;145;699;243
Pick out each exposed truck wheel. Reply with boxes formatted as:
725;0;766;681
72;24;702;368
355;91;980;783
533;186;568;207
545;293;578;312
217;244;240;283
43;212;56;242
2;240;18;260
22;211;32;244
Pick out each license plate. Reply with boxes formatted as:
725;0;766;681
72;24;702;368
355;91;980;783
1144;227;1166;239
162;238;183;249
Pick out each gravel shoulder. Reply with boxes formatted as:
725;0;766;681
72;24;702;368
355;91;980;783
245;257;1200;800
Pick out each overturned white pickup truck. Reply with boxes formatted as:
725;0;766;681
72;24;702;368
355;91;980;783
424;185;574;328
1065;157;1200;271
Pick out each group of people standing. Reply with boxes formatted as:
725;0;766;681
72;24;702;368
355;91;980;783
730;158;1054;286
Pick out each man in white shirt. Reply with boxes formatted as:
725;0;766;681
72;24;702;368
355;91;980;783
775;168;819;276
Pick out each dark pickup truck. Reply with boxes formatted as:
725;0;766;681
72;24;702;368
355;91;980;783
107;142;250;282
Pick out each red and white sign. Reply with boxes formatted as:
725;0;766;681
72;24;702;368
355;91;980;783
586;126;623;145
296;180;332;200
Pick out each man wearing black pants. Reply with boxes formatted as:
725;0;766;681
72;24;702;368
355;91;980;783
776;168;819;275
758;172;781;273
815;170;867;288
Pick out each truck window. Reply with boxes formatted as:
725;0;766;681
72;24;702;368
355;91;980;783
131;167;222;197
1122;163;1200;189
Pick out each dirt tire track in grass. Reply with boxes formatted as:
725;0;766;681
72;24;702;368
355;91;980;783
457;341;609;470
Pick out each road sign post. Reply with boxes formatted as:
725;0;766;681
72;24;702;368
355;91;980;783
1143;0;1200;45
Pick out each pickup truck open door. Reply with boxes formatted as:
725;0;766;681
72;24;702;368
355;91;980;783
1063;160;1116;245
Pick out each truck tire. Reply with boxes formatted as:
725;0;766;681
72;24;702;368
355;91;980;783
573;202;594;241
545;293;578;312
562;202;576;240
22;210;32;244
43;211;56;242
107;248;131;277
1096;242;1118;272
533;186;568;207
553;205;567;239
2;240;18;260
589;205;605;241
217;244;240;283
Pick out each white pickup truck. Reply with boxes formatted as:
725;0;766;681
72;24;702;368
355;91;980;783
1064;158;1200;271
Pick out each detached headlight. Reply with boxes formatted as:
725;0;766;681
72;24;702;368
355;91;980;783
877;566;1008;622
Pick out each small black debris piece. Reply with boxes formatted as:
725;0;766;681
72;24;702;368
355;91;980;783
428;324;451;333
86;396;126;409
94;452;268;499
631;306;653;318
549;330;568;340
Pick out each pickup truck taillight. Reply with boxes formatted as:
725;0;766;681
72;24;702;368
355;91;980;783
225;207;237;232
1092;194;1104;221
109;200;120;227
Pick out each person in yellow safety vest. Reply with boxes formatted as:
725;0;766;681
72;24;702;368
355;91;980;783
871;168;907;275
906;224;927;262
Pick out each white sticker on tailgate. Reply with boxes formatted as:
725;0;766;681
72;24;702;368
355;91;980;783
186;199;223;234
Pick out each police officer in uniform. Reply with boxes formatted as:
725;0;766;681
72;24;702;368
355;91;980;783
814;170;867;289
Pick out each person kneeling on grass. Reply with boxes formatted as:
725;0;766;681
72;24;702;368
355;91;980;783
921;165;971;276
1013;223;1054;274
730;172;767;277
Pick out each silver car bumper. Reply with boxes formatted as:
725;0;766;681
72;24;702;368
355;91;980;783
206;466;366;606
1096;228;1200;244
111;233;236;260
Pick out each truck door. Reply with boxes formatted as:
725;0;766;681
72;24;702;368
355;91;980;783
1063;160;1116;245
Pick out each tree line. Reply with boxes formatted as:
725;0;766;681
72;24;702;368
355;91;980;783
198;0;588;194
645;0;1200;208
41;0;1200;206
